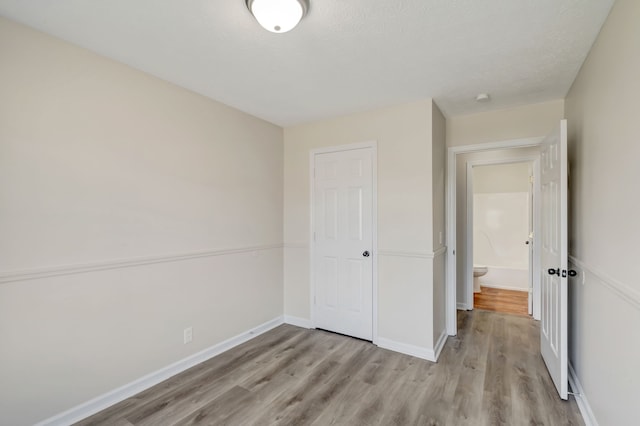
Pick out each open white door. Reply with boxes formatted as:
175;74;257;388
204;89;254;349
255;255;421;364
540;119;569;400
528;163;534;316
313;147;373;341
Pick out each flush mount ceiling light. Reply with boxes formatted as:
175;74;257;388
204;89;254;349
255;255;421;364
475;93;491;102
246;0;309;33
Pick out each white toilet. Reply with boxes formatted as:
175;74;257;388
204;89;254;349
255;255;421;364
473;265;488;293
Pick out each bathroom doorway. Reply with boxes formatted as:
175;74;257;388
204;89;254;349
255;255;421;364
467;160;534;316
445;140;542;335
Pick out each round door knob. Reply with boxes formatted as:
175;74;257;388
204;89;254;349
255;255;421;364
363;251;370;257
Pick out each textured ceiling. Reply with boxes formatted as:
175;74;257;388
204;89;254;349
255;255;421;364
0;0;614;126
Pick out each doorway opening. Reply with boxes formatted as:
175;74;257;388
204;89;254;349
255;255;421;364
446;122;569;400
468;160;534;317
446;138;543;336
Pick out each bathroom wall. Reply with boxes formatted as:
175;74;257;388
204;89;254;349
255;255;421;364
473;163;530;291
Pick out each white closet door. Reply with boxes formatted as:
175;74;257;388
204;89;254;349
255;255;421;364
313;147;373;340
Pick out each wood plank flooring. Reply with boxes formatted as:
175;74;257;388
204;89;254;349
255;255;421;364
77;311;583;426
474;286;529;316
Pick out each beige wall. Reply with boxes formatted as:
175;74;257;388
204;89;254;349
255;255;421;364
431;103;447;347
447;99;564;147
565;0;640;424
473;162;530;193
0;18;283;425
284;100;438;350
5;1;635;423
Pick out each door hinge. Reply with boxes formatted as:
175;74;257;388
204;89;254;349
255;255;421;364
529;175;534;183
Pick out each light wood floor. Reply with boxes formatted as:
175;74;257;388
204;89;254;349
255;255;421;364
77;311;583;426
474;286;529;316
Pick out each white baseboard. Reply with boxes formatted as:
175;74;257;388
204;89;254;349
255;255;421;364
568;362;599;426
283;315;313;329
432;329;448;361
457;302;472;310
36;316;285;426
376;337;437;362
479;283;529;292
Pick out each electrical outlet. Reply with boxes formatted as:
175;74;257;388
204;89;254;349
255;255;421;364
183;327;193;344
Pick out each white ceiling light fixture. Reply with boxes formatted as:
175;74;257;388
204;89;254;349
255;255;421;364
246;0;309;33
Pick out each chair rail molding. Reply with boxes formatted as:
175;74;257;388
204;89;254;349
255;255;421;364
569;255;640;310
0;243;283;285
378;246;447;259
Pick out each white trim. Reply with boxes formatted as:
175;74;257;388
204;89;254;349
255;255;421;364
448;137;544;155
478;283;529;292
35;316;284;426
309;140;377;154
432;329;448;361
457;302;470;310
377;331;447;363
569;255;640;310
465;156;540;318
372;143;379;346
283;243;308;249
446;146;458;335
466;161;475;310
378;250;431;259
284;315;313;329
376;338;437;362
446;137;544;336
433;246;447;257
532;158;541;319
378;246;446;259
568;362;599;426
309;141;379;344
0;244;283;285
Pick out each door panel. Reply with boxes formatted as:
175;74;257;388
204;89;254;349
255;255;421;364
314;148;373;340
540;120;568;400
528;164;534;316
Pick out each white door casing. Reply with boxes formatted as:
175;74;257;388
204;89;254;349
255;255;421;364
465;158;539;313
312;145;374;341
540;119;569;400
528;163;534;316
446;138;543;336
